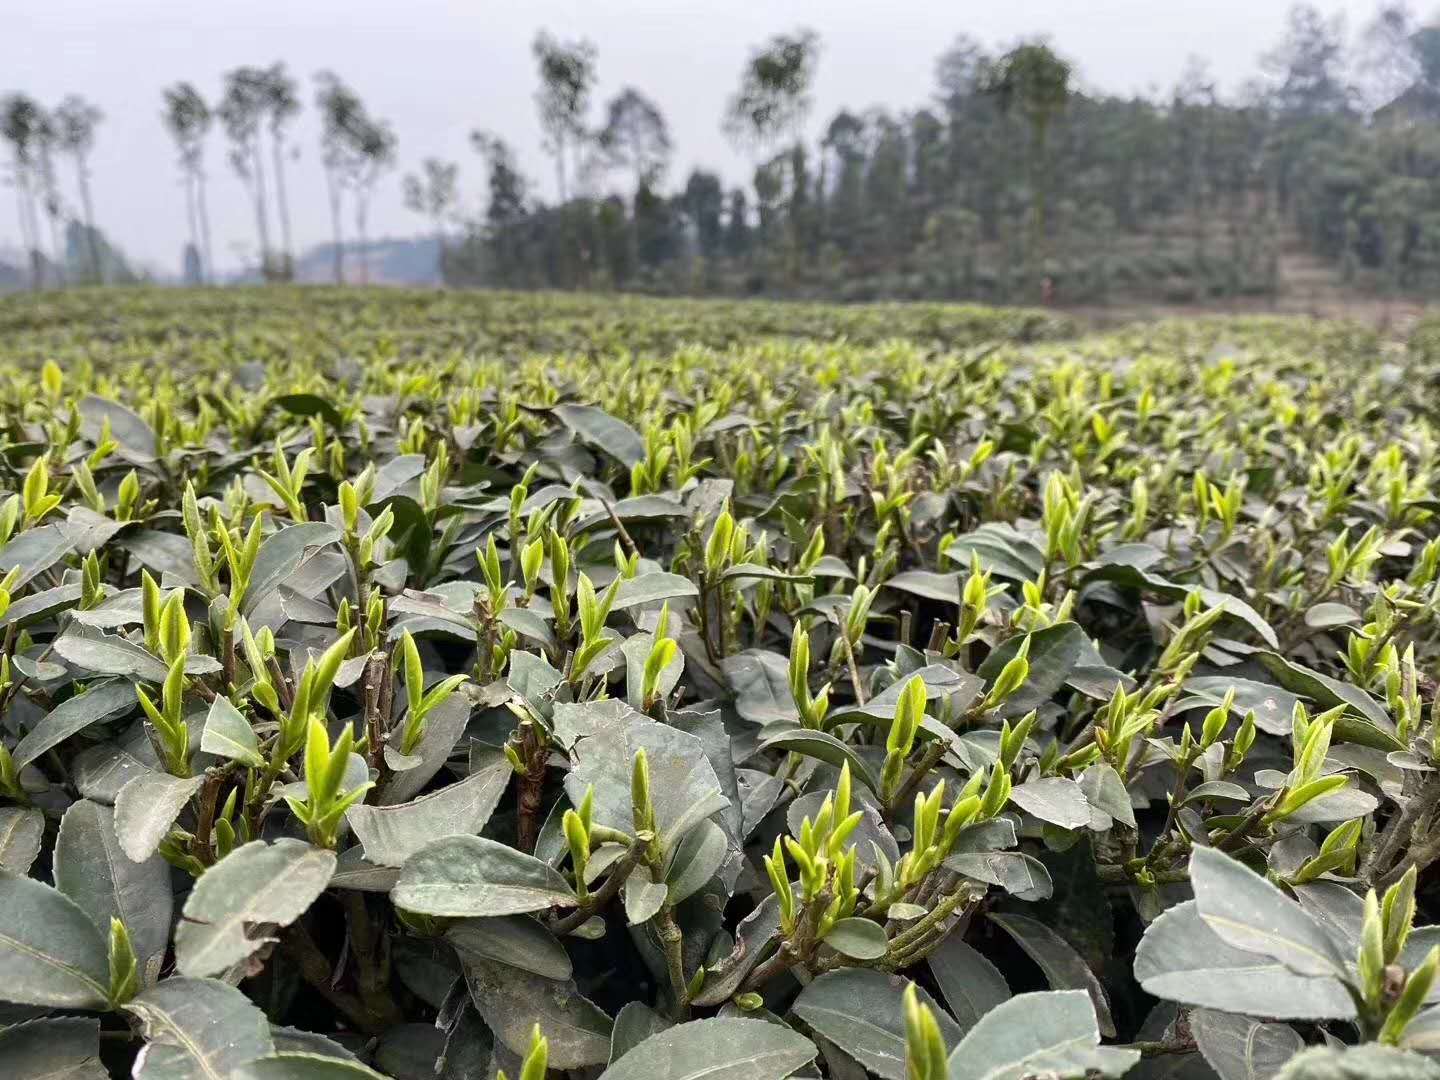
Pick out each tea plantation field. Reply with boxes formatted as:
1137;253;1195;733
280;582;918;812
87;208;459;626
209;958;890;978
0;287;1438;1080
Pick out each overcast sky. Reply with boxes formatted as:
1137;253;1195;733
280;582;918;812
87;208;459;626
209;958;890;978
5;0;1383;275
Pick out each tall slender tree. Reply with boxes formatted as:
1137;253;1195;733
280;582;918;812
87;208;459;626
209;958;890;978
532;31;597;203
980;41;1071;263
351;117;395;285
1262;4;1356;118
315;71;369;284
470;131;529;284
1;94;44;288
724;29;820;285
599;87;672;190
262;63;300;276
1358;3;1421;111
32;110;66;287
53;95;103;283
219;66;273;278
723;29;820;153
681;169;725;259
161;83;214;282
402;158;459;283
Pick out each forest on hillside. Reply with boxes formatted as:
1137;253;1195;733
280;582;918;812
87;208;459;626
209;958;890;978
6;2;1440;304
445;3;1440;304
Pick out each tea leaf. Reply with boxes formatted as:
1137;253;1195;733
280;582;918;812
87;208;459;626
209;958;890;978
823;917;888;960
0;806;44;873
1189;846;1347;978
1192;1008;1302;1080
392;834;577;917
552;404;646;467
988;912;1115;1036
235;1053;389;1079
565;721;729;851
459;953;612;1068
597;1018;815;1080
0;1016;107;1080
756;729;880;795
1008;778;1091;830
174;840;337;977
114;772;205;862
200;696;264;767
791;969;960;1080
52;632;169;683
1134;901;1356;1019
945;990;1138;1080
125;977;274;1079
664;819;729;905
55;800;172;981
346;764;509;867
13;679;137;769
0;873;111;1009
926;936;1010;1033
446;915;573;981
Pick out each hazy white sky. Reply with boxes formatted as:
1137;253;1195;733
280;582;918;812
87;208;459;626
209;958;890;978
5;0;1382;274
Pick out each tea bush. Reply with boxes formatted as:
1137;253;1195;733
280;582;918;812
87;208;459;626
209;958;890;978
0;288;1438;1080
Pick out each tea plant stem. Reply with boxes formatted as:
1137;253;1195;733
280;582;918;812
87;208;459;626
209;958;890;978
0;625;56;720
1118;1035;1197;1058
1214;794;1276;853
377;646;396;741
641;841;691;1017
925;621;950;653
1146;758;1193;863
220;623;236;691
266;655;295;711
655;903;689;1019
1380;832;1440;890
343;892;400;1029
515;722;547;854
744;939;801;992
597;492;639;559
190;768;225;865
1363;775;1440;887
718;582;735;657
840;632;867;706
883;885;973;961
478;607;499;682
517;780;544;856
695;581;720;665
742;886;831;992
548;841;648;934
889;741;947;818
283;919;399;1035
1095;864;1191;885
362;650;385;772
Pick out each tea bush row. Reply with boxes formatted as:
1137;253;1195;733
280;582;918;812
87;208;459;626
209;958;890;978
0;290;1436;1079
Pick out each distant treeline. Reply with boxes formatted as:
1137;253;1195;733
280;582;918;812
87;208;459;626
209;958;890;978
5;2;1440;303
446;4;1440;303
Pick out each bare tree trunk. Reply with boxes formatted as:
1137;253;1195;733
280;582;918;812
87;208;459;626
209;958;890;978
555;132;567;204
355;192;369;286
38;144;67;289
45;208;66;288
271;131;293;274
183;170;201;284
75;153;101;284
325;169;345;284
47;208;66;288
12;151;39;290
196;167;214;284
250;135;272;277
